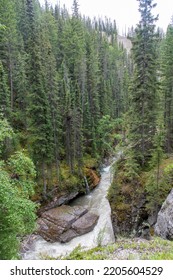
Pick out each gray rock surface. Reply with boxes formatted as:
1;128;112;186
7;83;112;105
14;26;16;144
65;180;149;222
72;212;99;235
37;205;99;243
155;189;173;240
38;191;79;215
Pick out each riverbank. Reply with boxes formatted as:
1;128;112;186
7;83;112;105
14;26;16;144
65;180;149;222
51;236;173;260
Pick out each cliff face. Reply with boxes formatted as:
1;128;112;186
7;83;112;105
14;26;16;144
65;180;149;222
155;189;173;240
117;35;132;54
37;167;101;215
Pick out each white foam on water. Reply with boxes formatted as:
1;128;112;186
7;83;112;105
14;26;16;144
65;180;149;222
23;157;119;260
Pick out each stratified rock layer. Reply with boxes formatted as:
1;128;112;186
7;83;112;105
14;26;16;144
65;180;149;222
37;191;79;215
37;205;99;243
155;189;173;240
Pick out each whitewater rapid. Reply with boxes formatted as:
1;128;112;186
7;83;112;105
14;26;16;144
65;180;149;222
23;161;116;259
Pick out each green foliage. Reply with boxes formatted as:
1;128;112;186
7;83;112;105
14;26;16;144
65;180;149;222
60;245;106;260
0;0;127;196
145;158;173;211
144;127;165;208
41;236;173;260
2;1;173;262
148;252;173;260
59;163;81;191
160;22;173;153
8;151;36;197
0;23;6;30
0;61;10;117
0;119;36;259
123;149;140;181
128;0;159;167
96;115;120;158
0;117;13;156
0;170;20;259
0;117;13;143
96;227;106;247
0;167;36;259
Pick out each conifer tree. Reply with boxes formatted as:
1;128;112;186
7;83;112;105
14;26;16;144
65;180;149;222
128;0;158;167
0;61;10;117
0;0;18;111
72;0;79;18
84;30;100;156
25;0;54;195
161;20;173;153
40;7;62;181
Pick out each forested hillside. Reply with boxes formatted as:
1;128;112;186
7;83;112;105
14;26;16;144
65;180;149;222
0;0;130;259
0;0;129;188
108;0;173;239
1;0;173;260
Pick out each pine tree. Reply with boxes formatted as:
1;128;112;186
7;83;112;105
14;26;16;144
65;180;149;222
25;0;54;195
0;61;10;117
40;6;62;182
128;0;158;167
0;0;18;111
59;8;86;172
72;0;79;18
84;30;100;156
161;20;173;153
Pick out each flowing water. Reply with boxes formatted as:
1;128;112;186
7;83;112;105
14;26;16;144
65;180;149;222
23;159;116;260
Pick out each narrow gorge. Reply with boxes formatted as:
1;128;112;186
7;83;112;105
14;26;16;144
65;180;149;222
22;159;117;259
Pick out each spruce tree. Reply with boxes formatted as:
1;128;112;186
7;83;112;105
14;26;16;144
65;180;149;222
40;7;62;181
0;61;10;117
84;30;100;156
0;0;18;111
161;20;173;153
128;0;158;167
25;0;54;195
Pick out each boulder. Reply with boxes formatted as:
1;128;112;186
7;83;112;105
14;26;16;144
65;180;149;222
155;189;173;240
60;229;78;243
37;191;79;215
72;212;99;235
37;205;99;242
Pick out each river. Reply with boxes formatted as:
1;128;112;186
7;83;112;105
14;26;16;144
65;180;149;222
23;159;116;259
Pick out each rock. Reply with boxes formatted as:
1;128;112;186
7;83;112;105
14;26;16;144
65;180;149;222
117;35;132;54
86;169;100;190
110;184;148;236
72;212;99;235
137;222;151;240
155;189;173;240
20;234;38;254
60;229;78;243
38;191;79;215
37;205;99;243
148;209;158;226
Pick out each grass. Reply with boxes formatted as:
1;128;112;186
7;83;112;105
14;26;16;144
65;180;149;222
40;236;173;260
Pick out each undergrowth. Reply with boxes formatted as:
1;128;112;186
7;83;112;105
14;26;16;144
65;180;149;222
40;236;173;260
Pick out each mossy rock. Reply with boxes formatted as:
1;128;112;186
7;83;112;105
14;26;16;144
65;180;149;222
108;159;147;236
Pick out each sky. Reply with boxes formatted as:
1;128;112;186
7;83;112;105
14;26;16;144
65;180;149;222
39;0;173;33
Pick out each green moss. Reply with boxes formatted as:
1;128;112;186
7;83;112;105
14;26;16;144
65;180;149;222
35;154;100;200
108;155;173;237
83;154;99;168
145;157;173;212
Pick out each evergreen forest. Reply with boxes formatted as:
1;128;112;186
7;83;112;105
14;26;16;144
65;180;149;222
1;0;173;260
